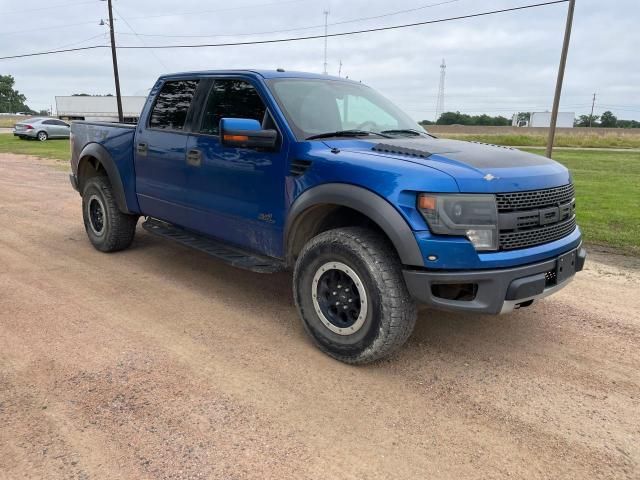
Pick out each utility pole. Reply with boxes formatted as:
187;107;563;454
105;0;123;122
338;60;343;77
435;58;446;122
545;0;575;158
589;92;596;127
323;10;329;75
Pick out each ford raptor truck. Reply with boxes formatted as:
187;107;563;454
69;70;586;364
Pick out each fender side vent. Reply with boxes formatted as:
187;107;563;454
371;143;432;158
290;159;312;177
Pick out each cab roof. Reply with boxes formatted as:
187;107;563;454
158;69;359;83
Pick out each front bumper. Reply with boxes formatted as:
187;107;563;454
403;245;586;314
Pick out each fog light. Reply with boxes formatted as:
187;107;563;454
427;255;438;261
466;229;496;251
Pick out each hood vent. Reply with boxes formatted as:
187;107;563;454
469;141;514;150
371;142;432;158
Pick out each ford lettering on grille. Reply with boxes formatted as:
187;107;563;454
496;184;577;250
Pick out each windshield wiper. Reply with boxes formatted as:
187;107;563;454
380;129;429;137
305;130;390;140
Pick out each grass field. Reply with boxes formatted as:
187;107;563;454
0;133;70;161
522;148;640;255
0;133;638;254
441;133;640;149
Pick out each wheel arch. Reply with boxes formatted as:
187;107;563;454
285;183;424;268
76;143;131;214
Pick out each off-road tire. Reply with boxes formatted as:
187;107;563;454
293;227;417;364
82;176;138;252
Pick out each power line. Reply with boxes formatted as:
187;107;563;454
112;0;463;39
0;0;310;37
112;5;169;71
122;0;310;21
3;0;96;16
0;1;570;61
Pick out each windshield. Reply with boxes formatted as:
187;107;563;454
266;78;426;140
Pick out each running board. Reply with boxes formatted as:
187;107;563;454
142;218;285;274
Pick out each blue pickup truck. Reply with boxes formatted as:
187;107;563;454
70;69;586;363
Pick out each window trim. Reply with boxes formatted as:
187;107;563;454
190;76;279;142
146;78;201;134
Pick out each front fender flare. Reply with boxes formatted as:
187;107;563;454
285;183;424;267
77;142;131;214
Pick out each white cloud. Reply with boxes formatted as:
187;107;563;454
1;0;639;120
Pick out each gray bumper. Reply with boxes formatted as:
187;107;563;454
403;246;586;314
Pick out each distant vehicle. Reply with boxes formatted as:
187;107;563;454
69;70;586;364
13;117;70;141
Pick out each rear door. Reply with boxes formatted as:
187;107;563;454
184;77;288;257
133;78;201;226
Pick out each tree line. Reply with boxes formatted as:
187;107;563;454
422;110;639;128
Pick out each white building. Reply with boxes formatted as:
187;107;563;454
55;96;147;123
512;111;575;128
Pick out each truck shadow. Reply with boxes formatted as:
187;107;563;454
132;231;550;365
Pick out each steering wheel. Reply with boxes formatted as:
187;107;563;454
354;120;378;131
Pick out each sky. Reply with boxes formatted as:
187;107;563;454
1;0;639;121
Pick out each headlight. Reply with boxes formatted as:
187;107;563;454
418;194;498;251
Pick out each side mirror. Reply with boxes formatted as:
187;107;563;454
219;118;277;149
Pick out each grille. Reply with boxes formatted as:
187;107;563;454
499;217;576;250
496;184;575;212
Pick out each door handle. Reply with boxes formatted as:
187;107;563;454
136;142;148;156
186;149;202;167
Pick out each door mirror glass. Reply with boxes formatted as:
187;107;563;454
219;118;277;149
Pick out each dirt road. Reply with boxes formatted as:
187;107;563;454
0;153;638;480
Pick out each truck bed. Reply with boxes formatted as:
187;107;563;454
70;120;139;213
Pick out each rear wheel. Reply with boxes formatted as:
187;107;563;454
37;131;48;141
293;227;416;364
82;176;138;252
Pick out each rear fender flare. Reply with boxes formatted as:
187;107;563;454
77;142;131;214
285;183;424;267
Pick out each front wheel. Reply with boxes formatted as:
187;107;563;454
293;227;417;364
82;176;138;252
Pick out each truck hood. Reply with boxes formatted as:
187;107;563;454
323;137;571;192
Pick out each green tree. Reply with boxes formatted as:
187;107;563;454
435;111;511;126
0;75;30;113
575;114;600;127
600;111;617;128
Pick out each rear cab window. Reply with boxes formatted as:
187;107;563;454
149;79;199;131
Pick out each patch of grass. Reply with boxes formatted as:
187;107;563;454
441;133;640;149
0;133;70;161
521;148;640;255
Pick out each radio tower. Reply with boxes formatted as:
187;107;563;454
435;58;446;122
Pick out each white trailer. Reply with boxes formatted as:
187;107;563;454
529;111;575;128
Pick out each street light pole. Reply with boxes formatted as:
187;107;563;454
106;0;123;122
546;0;575;158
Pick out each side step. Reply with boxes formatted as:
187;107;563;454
142;218;285;274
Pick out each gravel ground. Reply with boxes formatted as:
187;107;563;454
0;153;638;480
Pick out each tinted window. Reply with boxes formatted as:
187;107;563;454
149;80;199;130
200;79;266;135
43;120;55;125
267;79;422;140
